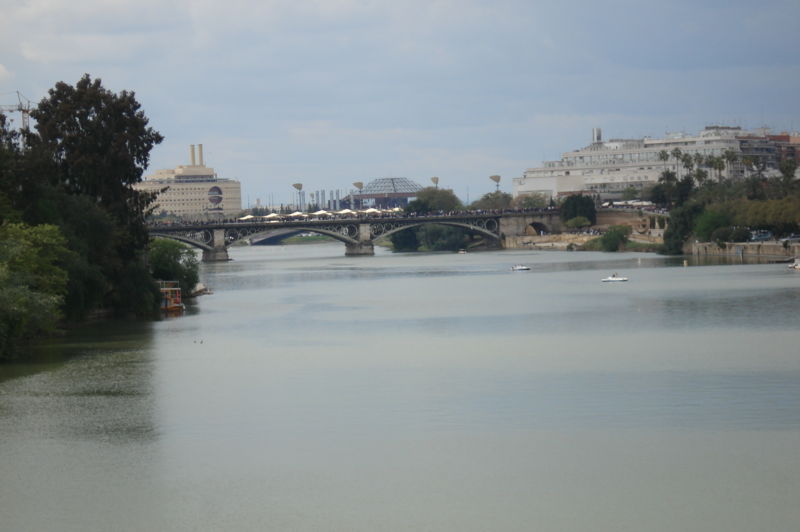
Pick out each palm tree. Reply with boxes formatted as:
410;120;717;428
723;149;738;179
670;148;683;179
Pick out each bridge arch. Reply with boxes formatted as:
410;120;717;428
150;232;213;252
241;225;359;246
529;221;551;235
375;220;501;243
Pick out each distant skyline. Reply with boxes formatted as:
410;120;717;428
2;0;799;206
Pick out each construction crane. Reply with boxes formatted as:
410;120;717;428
0;91;32;130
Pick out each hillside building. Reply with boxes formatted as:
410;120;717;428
513;126;793;201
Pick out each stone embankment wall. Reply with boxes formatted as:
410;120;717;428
504;234;595;250
691;241;800;259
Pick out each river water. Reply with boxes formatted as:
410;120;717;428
1;244;799;531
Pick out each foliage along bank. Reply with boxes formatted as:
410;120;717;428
0;75;195;360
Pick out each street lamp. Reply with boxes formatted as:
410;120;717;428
431;176;439;189
490;175;501;191
352;181;363;209
292;183;303;210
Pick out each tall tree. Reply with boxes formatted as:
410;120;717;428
29;74;163;254
560;194;596;225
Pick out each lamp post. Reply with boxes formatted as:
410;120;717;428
292;183;303;210
352;181;363;209
490;175;501;192
431;176;439;189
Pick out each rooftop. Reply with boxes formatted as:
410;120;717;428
357;177;423;197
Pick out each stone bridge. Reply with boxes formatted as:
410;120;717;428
148;211;566;261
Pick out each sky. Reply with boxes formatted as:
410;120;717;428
1;0;799;206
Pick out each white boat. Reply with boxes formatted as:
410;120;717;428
788;260;800;271
602;273;628;282
511;264;530;271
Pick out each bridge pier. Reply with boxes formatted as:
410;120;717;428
345;242;374;256
345;223;375;256
202;229;230;261
202;247;230;262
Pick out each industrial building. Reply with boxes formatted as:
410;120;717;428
135;144;242;219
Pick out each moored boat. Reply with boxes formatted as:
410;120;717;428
602;273;628;282
159;280;185;313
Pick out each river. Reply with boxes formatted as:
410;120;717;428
1;244;799;531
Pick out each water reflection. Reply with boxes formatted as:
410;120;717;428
0;320;157;444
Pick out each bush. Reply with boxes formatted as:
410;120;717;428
599;225;632;251
565;216;591;230
148;238;200;297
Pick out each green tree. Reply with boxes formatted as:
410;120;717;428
23;75;164;318
148;238;200;296
389;228;420;251
598;225;631;252
470;191;512;210
693;209;732;242
560;195;596;224
29;74;163;253
418;225;470;251
512;193;548;209
662;202;703;254
565;216;591;230
0;223;70;359
406;187;462;214
723;149;738;179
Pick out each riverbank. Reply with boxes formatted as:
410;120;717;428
691;241;800;260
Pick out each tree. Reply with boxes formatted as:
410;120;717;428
662;202;703;254
670;148;683;179
598;225;631;251
148;238;200;296
565;216;591;230
722;149;739;179
389;228;420;251
29;74;163;254
512;193;548;209
621;187;639;201
24;75;164;318
407;187;462;214
470;191;512;210
0;223;70;359
560;195;596;225
693;209;732;241
417;225;470;251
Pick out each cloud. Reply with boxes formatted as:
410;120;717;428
2;0;800;201
0;64;12;83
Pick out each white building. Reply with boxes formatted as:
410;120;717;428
513;127;746;201
135;144;242;219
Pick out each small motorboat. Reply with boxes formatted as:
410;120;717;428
787;260;800;271
511;264;531;271
602;273;628;282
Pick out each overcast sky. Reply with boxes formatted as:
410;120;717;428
2;0;799;206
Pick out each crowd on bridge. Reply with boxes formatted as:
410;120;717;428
147;206;563;228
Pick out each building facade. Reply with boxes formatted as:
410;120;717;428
513;126;792;201
135;144;242;219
